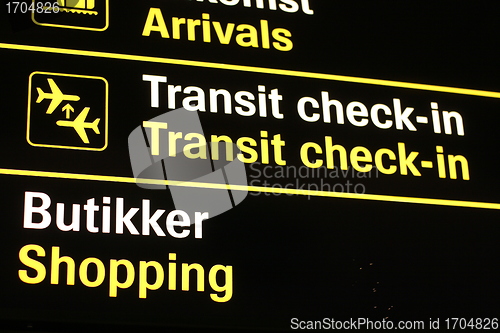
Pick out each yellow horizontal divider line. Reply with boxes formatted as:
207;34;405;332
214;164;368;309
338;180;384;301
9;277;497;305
1;43;500;98
1;167;499;210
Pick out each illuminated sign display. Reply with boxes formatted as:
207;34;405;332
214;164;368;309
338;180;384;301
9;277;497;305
0;1;499;332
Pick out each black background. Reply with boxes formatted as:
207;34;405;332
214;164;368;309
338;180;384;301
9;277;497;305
0;1;499;332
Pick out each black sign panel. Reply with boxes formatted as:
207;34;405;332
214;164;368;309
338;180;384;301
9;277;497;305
1;1;499;332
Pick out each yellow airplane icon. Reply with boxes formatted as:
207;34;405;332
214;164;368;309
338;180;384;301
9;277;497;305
36;78;80;114
56;107;100;144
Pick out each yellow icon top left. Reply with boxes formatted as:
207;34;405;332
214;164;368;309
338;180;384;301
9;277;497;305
31;0;109;31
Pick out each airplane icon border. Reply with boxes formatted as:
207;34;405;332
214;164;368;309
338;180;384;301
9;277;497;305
31;0;110;32
27;71;109;152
